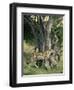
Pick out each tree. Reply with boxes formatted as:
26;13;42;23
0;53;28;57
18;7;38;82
24;15;63;56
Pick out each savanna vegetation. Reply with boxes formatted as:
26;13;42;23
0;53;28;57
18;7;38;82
23;14;63;75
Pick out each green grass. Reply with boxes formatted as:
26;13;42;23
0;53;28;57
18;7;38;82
23;41;63;75
23;60;63;75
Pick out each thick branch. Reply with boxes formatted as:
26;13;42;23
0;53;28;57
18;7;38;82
46;16;53;32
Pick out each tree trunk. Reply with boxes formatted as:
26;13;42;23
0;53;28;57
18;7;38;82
24;16;53;52
39;16;53;51
45;16;53;50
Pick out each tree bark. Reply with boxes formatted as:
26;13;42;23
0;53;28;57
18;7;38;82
45;16;53;50
40;16;53;51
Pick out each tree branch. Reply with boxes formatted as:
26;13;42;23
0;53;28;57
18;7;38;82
46;16;53;32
